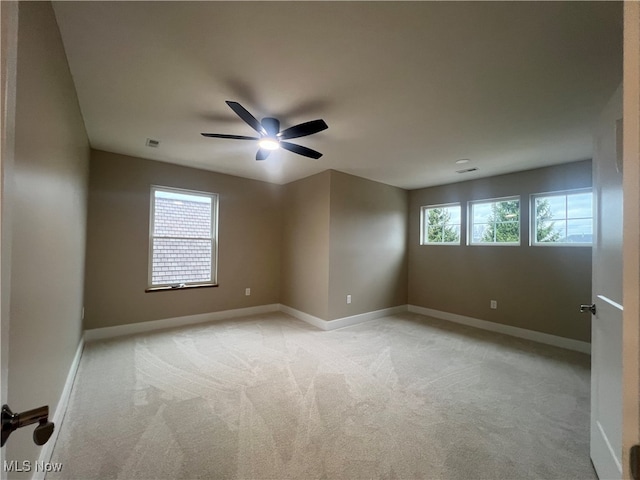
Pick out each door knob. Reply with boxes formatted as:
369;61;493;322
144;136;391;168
580;303;596;315
1;404;54;447
32;419;54;446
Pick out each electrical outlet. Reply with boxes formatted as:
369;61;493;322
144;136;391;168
346;294;352;304
490;300;497;309
245;288;251;296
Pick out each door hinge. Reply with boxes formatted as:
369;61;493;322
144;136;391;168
631;444;640;480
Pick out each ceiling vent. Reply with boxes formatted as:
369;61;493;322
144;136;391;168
146;138;160;148
456;167;478;174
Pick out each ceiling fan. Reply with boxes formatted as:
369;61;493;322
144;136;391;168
201;101;328;161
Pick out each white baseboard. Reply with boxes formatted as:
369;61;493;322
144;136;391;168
280;304;408;331
32;337;84;480
84;304;280;341
279;304;328;330
408;305;591;354
84;301;590;350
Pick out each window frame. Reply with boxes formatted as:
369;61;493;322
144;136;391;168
419;202;462;246
468;195;521;246
530;188;593;247
147;185;219;291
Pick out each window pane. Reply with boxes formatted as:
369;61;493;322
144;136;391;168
567;219;593;243
425;206;459;226
470;198;520;244
497;200;520;221
472;203;493;224
494;221;519;243
567;192;592;218
538;196;566;220
426;224;459;243
472;223;490;243
422;204;460;244
444;206;461;225
154;192;212;238
426;225;443;242
537;220;565;243
151;238;212;285
448;224;461;242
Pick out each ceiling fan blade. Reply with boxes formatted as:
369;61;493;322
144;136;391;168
256;149;271;161
201;133;259;140
279;119;328;140
280;141;323;159
226;101;266;135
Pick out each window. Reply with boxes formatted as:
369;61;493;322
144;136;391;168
420;203;461;245
148;186;218;289
531;189;593;246
469;197;520;245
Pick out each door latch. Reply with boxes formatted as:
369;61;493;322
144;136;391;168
1;404;54;447
580;304;596;315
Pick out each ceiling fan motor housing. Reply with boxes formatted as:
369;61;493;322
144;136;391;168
261;117;280;137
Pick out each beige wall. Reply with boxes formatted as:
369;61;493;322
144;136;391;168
89;163;408;325
328;171;408;320
7;1;89;472
84;150;282;329
280;171;331;319
83;151;590;338
408;160;592;342
280;170;408;321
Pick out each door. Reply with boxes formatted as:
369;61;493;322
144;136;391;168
591;5;640;477
1;2;19;480
590;85;624;479
621;2;640;478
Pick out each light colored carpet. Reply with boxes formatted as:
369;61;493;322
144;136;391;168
47;312;596;480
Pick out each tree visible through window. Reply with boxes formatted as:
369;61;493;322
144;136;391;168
421;204;461;244
535;199;562;243
470;198;520;245
149;187;218;288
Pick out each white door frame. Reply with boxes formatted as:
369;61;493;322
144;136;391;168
622;2;640;479
1;2;18;479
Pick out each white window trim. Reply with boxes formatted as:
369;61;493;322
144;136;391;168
147;185;219;290
530;188;593;247
420;202;462;246
468;195;521;246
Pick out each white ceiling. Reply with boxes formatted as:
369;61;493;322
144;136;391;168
52;1;622;189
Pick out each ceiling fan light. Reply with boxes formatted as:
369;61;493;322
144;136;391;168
258;138;280;150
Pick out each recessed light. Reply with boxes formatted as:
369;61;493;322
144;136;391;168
455;158;470;164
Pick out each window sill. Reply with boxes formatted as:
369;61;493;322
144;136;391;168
145;283;218;293
531;242;593;247
468;243;521;247
420;242;462;246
